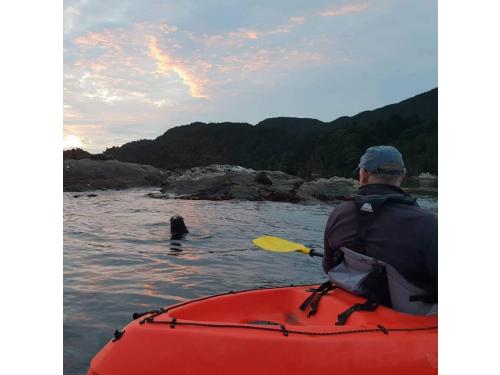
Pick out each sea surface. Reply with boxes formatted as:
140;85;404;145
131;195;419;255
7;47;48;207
64;188;437;374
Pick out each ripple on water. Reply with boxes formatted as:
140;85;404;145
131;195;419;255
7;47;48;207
64;189;437;375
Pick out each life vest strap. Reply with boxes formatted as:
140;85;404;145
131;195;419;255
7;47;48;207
299;281;336;317
335;299;379;326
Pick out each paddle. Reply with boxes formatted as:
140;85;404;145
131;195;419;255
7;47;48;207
252;236;323;258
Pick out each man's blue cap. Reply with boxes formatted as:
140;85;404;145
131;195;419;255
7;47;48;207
354;145;405;175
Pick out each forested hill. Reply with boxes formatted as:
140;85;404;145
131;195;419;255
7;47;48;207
104;88;437;178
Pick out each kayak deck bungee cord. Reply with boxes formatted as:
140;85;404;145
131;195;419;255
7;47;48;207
88;283;437;375
87;237;437;375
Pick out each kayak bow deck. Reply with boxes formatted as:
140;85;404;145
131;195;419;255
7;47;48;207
88;284;437;375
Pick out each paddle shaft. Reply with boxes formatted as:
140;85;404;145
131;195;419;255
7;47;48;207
252;236;325;258
308;249;324;258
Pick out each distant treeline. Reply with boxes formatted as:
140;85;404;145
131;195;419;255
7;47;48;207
77;88;437;179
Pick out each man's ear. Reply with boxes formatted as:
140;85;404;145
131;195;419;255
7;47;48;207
400;168;407;183
359;168;369;185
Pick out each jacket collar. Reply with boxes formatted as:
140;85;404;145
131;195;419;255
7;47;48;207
357;184;410;197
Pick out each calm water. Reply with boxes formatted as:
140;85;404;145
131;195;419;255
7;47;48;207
63;189;437;374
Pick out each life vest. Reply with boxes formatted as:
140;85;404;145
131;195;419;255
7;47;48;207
327;194;438;315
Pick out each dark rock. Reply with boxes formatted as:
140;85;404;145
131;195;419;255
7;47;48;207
147;192;170;199
404;187;438;197
402;174;437;196
148;164;368;203
297;177;359;201
89;153;114;161
255;171;272;185
64;159;166;192
402;176;420;188
418;173;438;188
153;165;304;202
263;191;301;203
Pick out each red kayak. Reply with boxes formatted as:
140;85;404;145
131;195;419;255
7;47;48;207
88;284;437;375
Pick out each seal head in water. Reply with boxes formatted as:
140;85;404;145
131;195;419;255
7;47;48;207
170;215;189;240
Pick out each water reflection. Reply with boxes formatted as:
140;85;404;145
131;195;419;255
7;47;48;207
169;242;183;253
143;283;159;297
64;188;437;375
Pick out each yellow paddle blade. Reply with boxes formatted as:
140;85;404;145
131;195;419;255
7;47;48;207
252;236;311;255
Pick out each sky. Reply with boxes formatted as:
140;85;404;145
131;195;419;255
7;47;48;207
63;0;437;153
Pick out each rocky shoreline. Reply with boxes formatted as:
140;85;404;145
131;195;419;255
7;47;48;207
63;159;437;202
63;159;166;192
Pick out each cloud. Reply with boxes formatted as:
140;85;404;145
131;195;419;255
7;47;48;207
147;36;210;99
67;22;213;106
74;30;123;51
64;15;335;153
63;0;435;155
63;103;82;120
216;48;324;76
319;2;370;17
64;5;80;35
66;16;331;109
193;14;307;48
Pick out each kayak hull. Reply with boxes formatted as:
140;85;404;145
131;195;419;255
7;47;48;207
88;284;437;375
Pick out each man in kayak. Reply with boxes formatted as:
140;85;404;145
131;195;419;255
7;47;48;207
323;145;437;310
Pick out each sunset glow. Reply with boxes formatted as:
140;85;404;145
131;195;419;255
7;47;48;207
63;134;84;150
63;0;437;153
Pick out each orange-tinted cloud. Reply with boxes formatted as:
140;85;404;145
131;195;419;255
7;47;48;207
246;31;258;40
217;47;324;76
198;15;306;48
319;2;370;17
74;30;123;52
69;23;214;105
269;15;306;34
147;36;209;99
289;16;306;25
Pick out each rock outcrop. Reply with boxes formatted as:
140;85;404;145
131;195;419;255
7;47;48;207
149;165;304;202
63;159;166;192
402;173;438;196
298;177;359;201
147;164;360;202
64;160;432;201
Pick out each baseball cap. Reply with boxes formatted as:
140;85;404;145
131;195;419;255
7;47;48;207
354;145;405;175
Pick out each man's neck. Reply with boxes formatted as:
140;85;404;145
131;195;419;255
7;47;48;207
358;183;407;195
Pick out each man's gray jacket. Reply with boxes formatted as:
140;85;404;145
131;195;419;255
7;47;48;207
323;184;438;290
